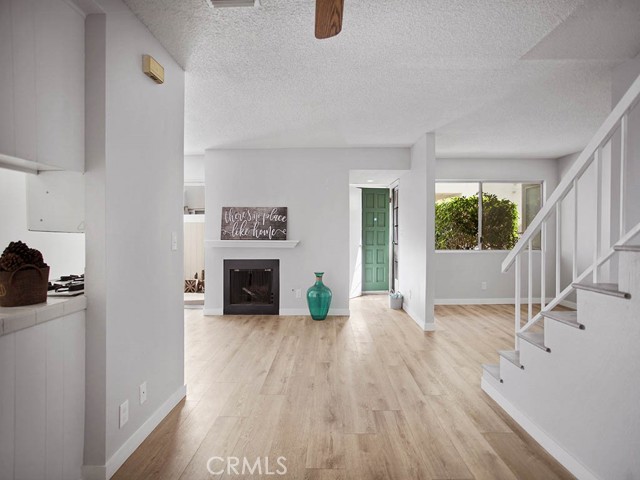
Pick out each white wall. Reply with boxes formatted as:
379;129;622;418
398;133;435;329
84;3;185;477
613;55;640;234
204;148;410;315
612;53;640;106
557;152;598;303
555;61;640;303
0;168;85;278
435;251;546;304
434;158;559;303
184;154;204;184
348;185;362;298
184;185;205;210
84;11;107;473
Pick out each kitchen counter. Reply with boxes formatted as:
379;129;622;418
0;295;86;336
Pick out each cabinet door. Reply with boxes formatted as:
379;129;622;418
35;0;85;171
1;0;84;171
11;0;38;162
0;0;16;158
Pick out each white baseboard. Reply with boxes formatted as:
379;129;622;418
402;304;425;330
82;384;187;480
278;309;352;316
204;308;351;317
81;465;106;480
481;379;599;480
184;304;203;310
275;308;309;316
435;297;553;305
423;322;436;331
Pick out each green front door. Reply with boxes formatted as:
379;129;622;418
362;188;389;291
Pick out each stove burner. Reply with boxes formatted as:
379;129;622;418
60;274;84;282
48;274;85;295
48;282;84;292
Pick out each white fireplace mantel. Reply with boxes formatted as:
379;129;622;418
205;240;300;249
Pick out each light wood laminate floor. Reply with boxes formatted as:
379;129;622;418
113;296;574;480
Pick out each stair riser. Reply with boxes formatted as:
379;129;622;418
543;317;584;357
499;343;556;389
618;250;640;297
518;337;551;367
500;356;523;373
482;369;502;387
577;286;636;321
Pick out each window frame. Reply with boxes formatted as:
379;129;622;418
435;179;544;252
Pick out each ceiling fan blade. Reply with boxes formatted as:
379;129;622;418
315;0;343;39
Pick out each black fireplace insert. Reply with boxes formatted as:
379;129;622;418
223;259;279;315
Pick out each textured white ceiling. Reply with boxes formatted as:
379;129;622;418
123;0;640;157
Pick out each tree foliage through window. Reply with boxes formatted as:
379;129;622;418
435;194;519;250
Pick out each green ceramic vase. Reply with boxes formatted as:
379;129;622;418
306;272;332;320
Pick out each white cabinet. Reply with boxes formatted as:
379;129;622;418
0;0;84;172
0;0;15;157
34;0;85;171
0;309;86;480
11;0;38;163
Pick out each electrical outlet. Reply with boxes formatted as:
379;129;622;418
171;232;178;251
139;382;147;405
295;289;301;299
481;281;487;290
119;400;129;429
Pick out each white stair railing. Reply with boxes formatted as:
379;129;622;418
502;73;640;347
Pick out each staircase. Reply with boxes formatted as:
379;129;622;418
481;73;640;480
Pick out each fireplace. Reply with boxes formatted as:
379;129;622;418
223;259;280;315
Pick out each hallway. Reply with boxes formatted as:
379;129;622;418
113;297;573;479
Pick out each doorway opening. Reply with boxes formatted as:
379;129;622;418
184;184;205;307
349;170;404;299
362;188;390;292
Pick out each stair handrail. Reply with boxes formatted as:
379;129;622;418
502;72;640;273
514;220;640;335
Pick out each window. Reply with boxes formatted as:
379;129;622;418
435;181;542;250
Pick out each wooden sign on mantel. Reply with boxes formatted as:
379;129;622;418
221;207;288;240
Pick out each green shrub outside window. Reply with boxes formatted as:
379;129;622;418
435;193;519;250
